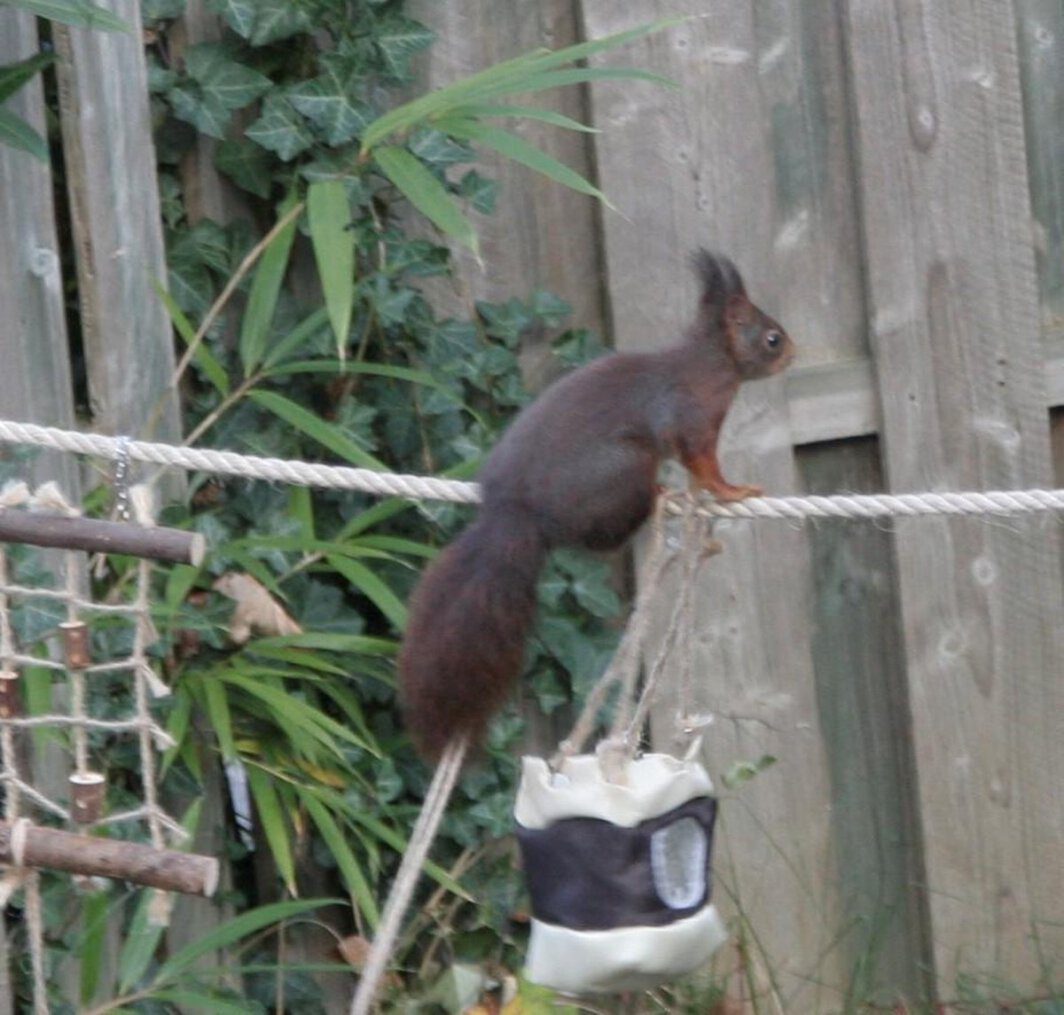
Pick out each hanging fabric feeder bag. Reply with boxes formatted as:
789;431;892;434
515;748;727;995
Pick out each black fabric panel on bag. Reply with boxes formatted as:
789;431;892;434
516;795;717;931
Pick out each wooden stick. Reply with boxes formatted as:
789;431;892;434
0;821;218;896
0;510;204;565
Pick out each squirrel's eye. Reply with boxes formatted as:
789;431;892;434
765;330;783;350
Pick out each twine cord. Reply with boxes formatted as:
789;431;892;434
0;481;186;1013
349;732;470;1015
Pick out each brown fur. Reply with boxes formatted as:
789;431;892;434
398;251;795;761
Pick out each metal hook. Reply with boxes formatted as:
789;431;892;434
113;436;132;523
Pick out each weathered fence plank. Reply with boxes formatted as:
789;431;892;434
799;438;931;1005
0;10;79;493
52;1;182;445
0;25;86;1004
845;0;1064;994
170;0;249;229
580;3;861;1005
1015;0;1064;350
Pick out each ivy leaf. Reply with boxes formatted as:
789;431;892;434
246;0;311;45
408;127;473;168
215;137;274;198
246;94;314;161
208;0;311;45
457;170;497;214
531;290;571;327
167;260;214;318
554;551;621;618
205;0;310;43
186;43;270;110
288;66;373;146
366;277;415;327
169;83;230;140
477;298;534;346
142;0;186;20
206;0;255;39
373;15;434;82
147;59;178;94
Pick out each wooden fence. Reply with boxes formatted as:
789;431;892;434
416;2;1064;1009
2;0;1063;1010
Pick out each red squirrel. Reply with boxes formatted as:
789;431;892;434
399;251;795;760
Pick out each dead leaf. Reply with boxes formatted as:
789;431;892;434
213;572;302;644
338;934;372;969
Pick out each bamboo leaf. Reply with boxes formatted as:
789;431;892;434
353;534;437;559
443;120;611;206
154;898;343;981
154;282;230;395
301;792;379;927
289;485;314;539
0;107;48;162
373;145;478;253
261;307;329;369
79;891;111;1005
202;677;236;761
250;632;397;656
220;671;375;755
245;645;348;676
151;993;251;1015
11;0;129;31
326;553;407;631
359;18;677;151
263;360;445;388
247;389;386;470
239;195;299;374
358;51;541;152
484;66;675;98
346;808;472;900
0;52;54;103
160;688;192;778
441;103;598;133
246;765;296;893
117;889;167;992
164;563;201;613
510;16;682;74
307;180;356;359
335;458;480;541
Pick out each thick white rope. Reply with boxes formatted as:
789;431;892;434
3;418;1064;519
0;420;479;504
681;488;1064;520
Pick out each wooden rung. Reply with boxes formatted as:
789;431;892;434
0;509;205;565
0;821;218;896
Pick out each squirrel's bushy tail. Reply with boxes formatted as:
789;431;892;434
399;506;547;761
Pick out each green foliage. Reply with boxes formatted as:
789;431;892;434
5;2;673;1008
0;48;53;162
3;0;129;31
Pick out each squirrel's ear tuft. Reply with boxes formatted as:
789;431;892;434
691;249;746;308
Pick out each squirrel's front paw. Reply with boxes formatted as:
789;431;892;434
711;482;763;503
